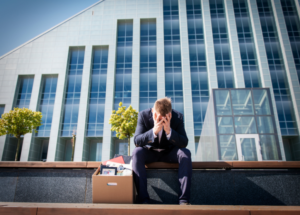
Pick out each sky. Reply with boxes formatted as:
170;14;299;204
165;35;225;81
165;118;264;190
0;0;100;57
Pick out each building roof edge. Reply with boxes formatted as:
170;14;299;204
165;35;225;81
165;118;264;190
0;0;105;60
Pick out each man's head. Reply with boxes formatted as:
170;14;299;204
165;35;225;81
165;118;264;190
152;97;172;121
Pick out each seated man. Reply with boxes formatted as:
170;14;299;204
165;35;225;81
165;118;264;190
132;97;192;205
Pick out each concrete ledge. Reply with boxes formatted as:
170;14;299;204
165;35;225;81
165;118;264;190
0;161;300;169
0;203;300;215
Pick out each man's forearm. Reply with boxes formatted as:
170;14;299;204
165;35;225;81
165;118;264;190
134;129;155;147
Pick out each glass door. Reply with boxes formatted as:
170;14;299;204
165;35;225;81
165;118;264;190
236;134;262;161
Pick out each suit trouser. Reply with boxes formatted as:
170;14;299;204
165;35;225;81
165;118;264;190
132;146;192;203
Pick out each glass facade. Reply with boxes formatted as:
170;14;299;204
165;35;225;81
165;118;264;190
36;75;58;137
0;105;4;118
257;0;298;136
212;89;281;161
14;76;34;109
281;0;300;84
114;20;133;111
87;47;108;137
139;19;157;111
233;0;262;88
210;0;235;88
186;0;209;136
163;0;184;115
2;0;300;162
61;47;84;137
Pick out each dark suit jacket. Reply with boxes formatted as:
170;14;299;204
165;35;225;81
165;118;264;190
134;108;188;151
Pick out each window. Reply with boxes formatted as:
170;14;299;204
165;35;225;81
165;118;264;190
61;47;85;137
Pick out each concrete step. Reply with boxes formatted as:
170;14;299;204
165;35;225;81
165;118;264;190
0;203;300;215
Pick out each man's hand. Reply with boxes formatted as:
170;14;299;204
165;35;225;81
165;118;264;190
153;113;164;135
162;112;172;135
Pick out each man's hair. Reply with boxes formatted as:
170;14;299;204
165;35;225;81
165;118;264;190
154;97;172;116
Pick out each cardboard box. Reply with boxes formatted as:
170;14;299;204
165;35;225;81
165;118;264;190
92;166;136;203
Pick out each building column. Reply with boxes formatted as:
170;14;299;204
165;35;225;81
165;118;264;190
19;74;42;161
224;0;245;88
73;45;92;161
46;49;69;162
202;0;218;91
101;28;117;161
271;0;300;159
178;0;195;159
130;18;140;155
247;0;285;160
157;3;165;99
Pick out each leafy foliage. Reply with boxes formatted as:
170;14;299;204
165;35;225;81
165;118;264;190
109;102;138;140
109;102;138;155
0;108;42;161
0;108;42;138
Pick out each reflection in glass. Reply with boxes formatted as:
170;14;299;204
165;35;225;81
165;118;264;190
256;116;274;134
260;135;280;160
217;117;234;134
218;135;237;160
252;89;271;115
240;138;258;161
164;0;184;115
234;117;257;134
186;0;209;136
214;90;232;115
36;76;57;137
63;139;73;161
231;90;254;115
61;47;84;137
87;47;108;137
89;139;102;161
114;20;133;110
140;19;157;111
257;0;298;135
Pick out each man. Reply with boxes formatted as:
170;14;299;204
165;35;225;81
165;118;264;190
133;97;192;205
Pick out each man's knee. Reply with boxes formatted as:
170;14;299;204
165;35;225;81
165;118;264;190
132;147;146;159
178;148;191;160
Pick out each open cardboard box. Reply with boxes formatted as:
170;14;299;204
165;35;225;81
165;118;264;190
92;164;136;203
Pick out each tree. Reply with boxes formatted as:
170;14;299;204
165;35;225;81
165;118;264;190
0;108;42;161
109;102;138;156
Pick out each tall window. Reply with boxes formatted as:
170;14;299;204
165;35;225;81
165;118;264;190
61;47;84;137
186;0;209;136
114;20;133;111
14;76;34;108
0;105;4;118
164;0;184;114
210;0;235;88
36;75;57;137
233;0;262;88
139;19;157;111
281;0;300;84
87;47;108;137
257;0;298;135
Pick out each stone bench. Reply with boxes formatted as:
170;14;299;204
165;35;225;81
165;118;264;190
1;202;300;215
0;161;300;205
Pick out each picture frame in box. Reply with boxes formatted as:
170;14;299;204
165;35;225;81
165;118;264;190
100;164;117;176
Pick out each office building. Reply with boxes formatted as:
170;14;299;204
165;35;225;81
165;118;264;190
0;0;300;161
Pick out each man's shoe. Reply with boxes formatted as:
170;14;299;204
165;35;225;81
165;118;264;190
179;202;191;205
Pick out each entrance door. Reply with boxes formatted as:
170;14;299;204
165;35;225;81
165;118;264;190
236;134;262;161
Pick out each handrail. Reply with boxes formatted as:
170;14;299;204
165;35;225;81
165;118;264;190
0;161;300;169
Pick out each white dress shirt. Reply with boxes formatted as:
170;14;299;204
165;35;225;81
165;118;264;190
152;127;172;152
